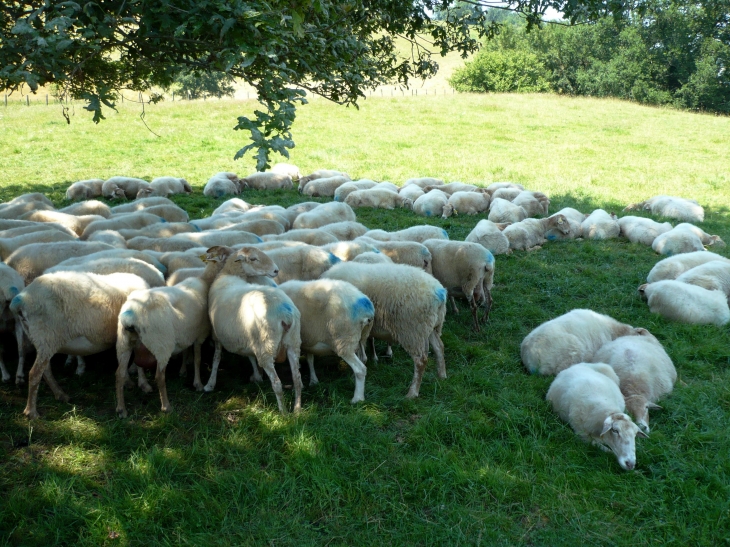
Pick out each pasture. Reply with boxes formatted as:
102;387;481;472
0;92;729;546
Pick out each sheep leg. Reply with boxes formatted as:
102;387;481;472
248;355;264;383
287;348;303;413
136;367;153;393
259;356;286;414
42;365;69;402
429;330;447;380
203;341;222;392
75;356;86;376
0;350;9;383
116;347;132;418
179;348;189;378
481;287;492;324
406;354;428;399
192;342;204;391
341;352;367;404
14;320;25;385
23;353;53;419
369;337;378;363
449;296;459;314
306;354;319;386
385;344;393;358
156;358;172;413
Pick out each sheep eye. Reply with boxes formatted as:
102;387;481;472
250;257;257;262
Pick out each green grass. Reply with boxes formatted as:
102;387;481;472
1;93;730;546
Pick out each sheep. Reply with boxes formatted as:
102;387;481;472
81;212;165;239
618;216;673;246
542;208;586;240
355;237;433;272
0;219;52;231
413;189;449;218
0;263;25;385
0;223;75;239
278;279;374;402
488;197;527;224
322;241;380;262
230;208;291;230
86;230;128;248
404;177;444;189
203;173;243;198
110;197;176;214
675;261;730;295
502;215;570;251
44;249;166;273
131;231;261;253
11;271;150;418
345;188;413;210
302;175;351;198
0;230;77;260
136;177;192;198
512;191;550;217
102;177;150;200
441;190;490;218
1;193;53;208
0;200;55;219
117;222;199;240
264;245;341;283
189;214;247;231
651;223;724;256
114;246;232;417
292;202;357;230
129;204;188;223
398;184;425;202
59;200;112;218
65;179;105;201
19;210;104;237
490;187;522;201
218;219;286;237
298;169;350;192
6;241;115;283
423;182;478;195
352;252;393;264
465;219;511;256
243;172;294;190
46;254;165;288
424;239;495;330
323;262;447;398
334;180;378;202
581;209;620;240
162;253;206;275
363;225;449;244
206;246;303;413
638;280;730;325
486;182;524;193
521;309;648;375
646;251;730;282
546;362;647;470
318;221;370;241
127;236;204;253
282;202;321;225
262;229;339;246
271;162;302;181
624;195;704;223
591;333;676;433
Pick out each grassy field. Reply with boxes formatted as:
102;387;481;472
1;93;729;546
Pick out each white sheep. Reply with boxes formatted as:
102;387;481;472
282;201;321;225
132;231;262;252
0;230;77;260
298;169;350;190
355;237;433;272
243;172;294;190
217;219;285;237
111;197;176;214
363;225;449;243
278;279;374;402
262;229;339;246
404;177;444;188
465;219;511;256
206;247;303;413
20;210;105;236
322;241;380;262
591;333;676;433
271;162;302;181
486;182;524;193
502;215;570;251
488;197;527;224
424;239;495;330
127;236;205;253
46;256;165;288
352;252;393;264
138;204;189;223
546;362;647;471
11;271;150;418
624;195;704;223
211;199;256;218
333;180;378;202
59;200;112;218
544;208;586;240
398;184;426;202
117;222;199;240
513;191;550;217
292;202;357;229
490;187;522;201
323;262;447;398
441;190;490;219
0;223;75;239
86;230;128;248
521;309;648;375
136;177;192;198
638;280;730;325
423;182;477;195
651;223;724;255
102;177;150;200
581;209;620;240
318;221;370;241
203;173;242;198
302;175;351;198
675;260;730;295
65;179;105;201
413;189;449;218
0;200;55;219
0;263;25;385
646;251;730;282
6;241;115;283
81;212;165;239
618;216;673;246
345;188;413;210
43;249;166;274
264;245;341;283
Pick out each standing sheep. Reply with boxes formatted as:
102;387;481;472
0;263;25;385
6;241;115;283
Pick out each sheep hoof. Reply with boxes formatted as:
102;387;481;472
23;407;39;420
350;396;365;404
249;374;264;383
56;392;70;403
1;373;9;383
193;382;204;392
116;408;128;419
203;384;215;393
140;384;153;394
309;378;319;386
15;375;25;386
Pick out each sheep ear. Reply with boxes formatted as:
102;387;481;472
635;328;650;336
646;402;662;410
600;417;613;436
636;430;649;439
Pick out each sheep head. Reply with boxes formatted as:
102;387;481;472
401;198;414;210
548;214;570;234
136;187;155;199
709;235;726;248
441;204;456;219
638;283;649;300
599;412;647;470
624;394;661;434
201;245;235;264
232;247;279;278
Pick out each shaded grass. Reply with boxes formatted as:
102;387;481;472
1;94;730;546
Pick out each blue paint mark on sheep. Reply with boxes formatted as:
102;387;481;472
425;211;432;217
279;302;294;315
9;286;19;297
351;296;374;320
485;251;495;264
441;228;448;238
9;294;22;313
193;223;202;232
546;234;557;241
435;288;447;303
329;253;341;265
255;235;263;243
158;217;167;223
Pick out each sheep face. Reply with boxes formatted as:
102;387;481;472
441;204;456;219
637;284;649;300
402;198;414;210
550;214;570;235
599;412;647;471
233;247;279;278
136;187;155;199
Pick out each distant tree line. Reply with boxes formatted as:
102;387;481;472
450;1;730;114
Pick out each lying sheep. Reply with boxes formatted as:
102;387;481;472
127;236;204;253
203;173;242;198
486;182;524;193
87;230;128;248
652;223;724;255
6;241;115;283
278;279;374;402
638;280;730;325
136;177;192;198
322;241;380;262
488;197;527;224
298;169;350;192
20;210;104;237
333;180;378;202
355;237;433;272
441;191;490;218
404;177;444;189
646;251;730;282
625;195;704;223
11;271;150;418
675;260;730;296
292;202;356;230
282;201;321;225
102;176;150;200
147;231;262;251
345;188;413;210
59;200;112;218
0;200;55;219
618;216;673;246
591;333;676;433
264;245;341;283
544;208;586;240
0;263;25;385
323;262;447;398
44;249;166;274
238;207;291;230
218;219;286;237
82;212;164;239
398;184;426;202
352;252;392;264
243;172;294;190
319;221;370;241
271;162;301;181
138;204;189;223
111;197;176;214
413;189;449;218
465;219;511;256
423;182;477;195
302;175;351;198
512;191;550;217
546;362;647;470
503;215;570;251
424;239;495;330
206;246;303;413
262;229;339;246
1;193;54;208
0;230;77;260
489;187;521;201
65;179;105;201
521;309;648;375
117;222;199;240
581;210;620;240
363;225;449;243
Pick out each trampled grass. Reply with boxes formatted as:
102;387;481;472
1;92;729;546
